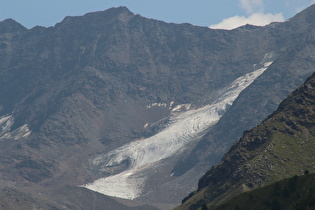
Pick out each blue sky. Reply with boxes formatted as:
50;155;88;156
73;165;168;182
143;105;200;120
0;0;315;29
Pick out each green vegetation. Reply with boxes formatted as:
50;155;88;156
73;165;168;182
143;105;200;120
214;173;315;210
178;73;315;209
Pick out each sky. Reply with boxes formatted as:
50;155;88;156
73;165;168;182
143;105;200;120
0;0;315;30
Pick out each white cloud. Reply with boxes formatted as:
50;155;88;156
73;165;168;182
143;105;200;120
240;0;264;14
210;0;314;30
209;13;284;30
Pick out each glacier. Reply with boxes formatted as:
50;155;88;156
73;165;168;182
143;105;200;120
83;55;274;200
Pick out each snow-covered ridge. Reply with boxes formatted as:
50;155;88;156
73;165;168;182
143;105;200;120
0;115;31;140
83;57;274;200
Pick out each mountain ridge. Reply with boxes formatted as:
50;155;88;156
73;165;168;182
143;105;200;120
179;71;315;209
0;5;315;208
175;4;315;179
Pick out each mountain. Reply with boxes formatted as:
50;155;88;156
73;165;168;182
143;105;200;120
173;4;315;177
0;5;315;208
0;185;159;210
179;71;315;209
0;187;58;210
214;173;315;210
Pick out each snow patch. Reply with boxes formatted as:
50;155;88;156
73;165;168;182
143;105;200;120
0;115;32;140
83;57;274;199
169;101;175;108
13;124;32;140
264;61;273;67
84;171;145;199
171;104;191;112
143;123;149;129
146;103;168;109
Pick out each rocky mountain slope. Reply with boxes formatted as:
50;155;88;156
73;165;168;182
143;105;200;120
214;173;315;210
174;3;315;177
0;185;158;210
0;5;315;208
179;71;315;209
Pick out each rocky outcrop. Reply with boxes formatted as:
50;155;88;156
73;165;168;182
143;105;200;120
179;72;315;209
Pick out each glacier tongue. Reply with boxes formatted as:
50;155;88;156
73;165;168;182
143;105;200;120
83;60;273;200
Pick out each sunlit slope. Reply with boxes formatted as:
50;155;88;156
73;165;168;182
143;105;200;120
214;173;315;210
179;72;315;209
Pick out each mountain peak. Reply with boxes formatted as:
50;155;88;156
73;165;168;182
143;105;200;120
55;6;134;28
83;6;134;18
288;3;315;25
0;18;27;33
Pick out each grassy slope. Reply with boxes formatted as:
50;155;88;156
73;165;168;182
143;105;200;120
178;72;315;209
214;173;315;210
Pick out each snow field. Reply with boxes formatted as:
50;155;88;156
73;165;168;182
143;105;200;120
83;60;273;199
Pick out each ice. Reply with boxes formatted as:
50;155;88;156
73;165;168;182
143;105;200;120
0;115;32;140
13;124;32;140
83;171;146;199
0;115;14;137
83;60;273;199
171;104;191;112
169;101;175;108
0;115;12;125
146;102;168;109
143;123;149;128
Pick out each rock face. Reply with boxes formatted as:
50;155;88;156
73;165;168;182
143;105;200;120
179;71;315;209
174;4;315;177
0;5;315;208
